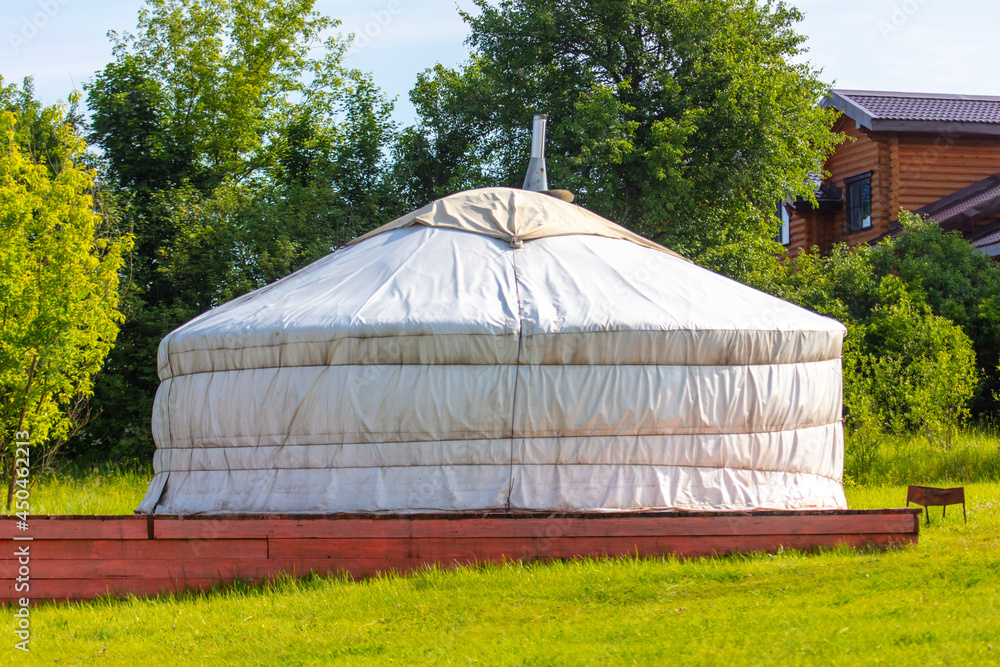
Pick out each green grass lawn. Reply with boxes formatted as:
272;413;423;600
3;471;1000;664
6;437;1000;665
24;463;152;516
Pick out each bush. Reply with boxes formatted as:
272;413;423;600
859;278;978;438
773;243;978;443
870;212;1000;419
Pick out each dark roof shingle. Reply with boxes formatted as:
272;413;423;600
825;90;1000;135
972;226;1000;248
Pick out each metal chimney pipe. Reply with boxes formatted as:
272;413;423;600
522;114;548;192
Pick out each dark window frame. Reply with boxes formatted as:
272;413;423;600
775;200;791;246
845;171;873;233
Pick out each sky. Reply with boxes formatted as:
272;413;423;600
3;0;1000;126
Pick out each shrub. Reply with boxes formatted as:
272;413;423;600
773;243;978;444
870;211;1000;419
857;277;978;439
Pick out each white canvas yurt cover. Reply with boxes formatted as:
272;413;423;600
137;187;848;515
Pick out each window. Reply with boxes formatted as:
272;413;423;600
846;172;872;232
775;201;790;246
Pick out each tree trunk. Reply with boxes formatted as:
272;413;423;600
7;356;38;509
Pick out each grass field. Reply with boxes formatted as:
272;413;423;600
3;444;1000;665
23;462;152;516
845;427;1000;487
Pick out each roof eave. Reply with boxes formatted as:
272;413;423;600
978;241;1000;257
868;119;1000;136
825;89;1000;135
823;90;875;130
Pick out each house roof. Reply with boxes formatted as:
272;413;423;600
914;172;1000;232
793;174;842;213
825;90;1000;135
970;221;1000;249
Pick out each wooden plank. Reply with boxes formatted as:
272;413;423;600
0;557;421;581
897;157;1000;169
0;539;267;561
267;531;915;563
403;535;846;561
1;512;921;545
152;517;414;540
152;511;919;539
268;537;412;559
0;517;148;540
0;558;273;580
0;560;436;602
407;513;917;539
448;533;914;560
897;167;1000;179
896;183;998;195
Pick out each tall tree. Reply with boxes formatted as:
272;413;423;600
0;79;131;502
82;0;399;459
391;64;497;210
400;0;841;281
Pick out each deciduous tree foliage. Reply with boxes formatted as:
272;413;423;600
869;212;1000;419
82;0;399;458
391;64;499;210
773;238;979;449
0;80;131;503
399;0;842;280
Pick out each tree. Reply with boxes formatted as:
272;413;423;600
773;243;978;443
391;64;497;210
0;80;131;504
81;0;400;459
399;0;841;281
869;211;1000;419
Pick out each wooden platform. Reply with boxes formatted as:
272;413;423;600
1;509;921;603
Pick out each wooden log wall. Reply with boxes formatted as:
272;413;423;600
895;134;1000;212
788;116;1000;255
1;509;921;603
825;118;885;246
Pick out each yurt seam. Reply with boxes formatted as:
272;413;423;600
154;419;846;445
158;358;843;380
161;328;847;346
504;249;525;513
148;465;844;480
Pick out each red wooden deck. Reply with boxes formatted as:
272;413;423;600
1;509;920;603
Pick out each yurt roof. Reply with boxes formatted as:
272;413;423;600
156;187;845;381
348;187;686;258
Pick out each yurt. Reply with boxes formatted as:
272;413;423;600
137;180;848;515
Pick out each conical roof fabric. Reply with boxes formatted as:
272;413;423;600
138;187;847;515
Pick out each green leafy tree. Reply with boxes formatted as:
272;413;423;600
774;244;978;445
870;211;1000;419
398;0;841;281
0;81;131;504
392;64;497;210
82;0;400;459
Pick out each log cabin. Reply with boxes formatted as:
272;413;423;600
783;90;1000;259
